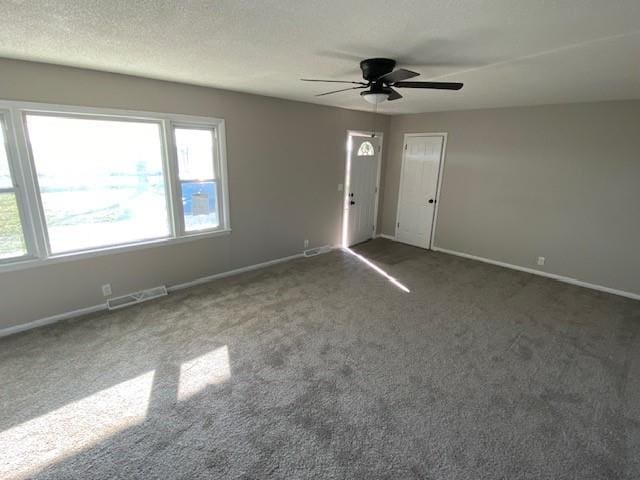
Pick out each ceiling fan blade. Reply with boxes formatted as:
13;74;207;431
378;68;420;84
315;86;367;97
301;78;367;85
393;81;463;90
387;88;403;101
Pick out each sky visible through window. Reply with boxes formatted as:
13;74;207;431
175;128;219;232
0;134;12;188
26;115;170;253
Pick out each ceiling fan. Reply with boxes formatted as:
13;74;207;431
302;58;463;104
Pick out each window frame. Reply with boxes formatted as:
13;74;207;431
169;122;224;236
0;109;40;264
0;100;231;272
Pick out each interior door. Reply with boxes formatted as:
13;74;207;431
347;135;380;246
396;135;444;249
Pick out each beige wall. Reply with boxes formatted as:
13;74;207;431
0;59;390;329
2;58;637;329
380;101;640;296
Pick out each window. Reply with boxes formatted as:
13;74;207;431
27;115;169;254
174;127;219;232
0;116;27;259
357;141;375;156
0;101;230;269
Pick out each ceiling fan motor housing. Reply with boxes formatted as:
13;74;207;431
360;58;396;81
302;57;463;102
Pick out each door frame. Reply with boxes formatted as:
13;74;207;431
394;132;448;250
342;130;384;247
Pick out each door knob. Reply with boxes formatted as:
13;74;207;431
428;199;435;204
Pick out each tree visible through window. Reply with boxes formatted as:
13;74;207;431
357;141;375;156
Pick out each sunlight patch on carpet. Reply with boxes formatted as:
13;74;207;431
0;370;155;480
345;248;411;293
177;345;231;401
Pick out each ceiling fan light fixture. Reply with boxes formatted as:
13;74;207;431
303;58;464;102
361;91;389;104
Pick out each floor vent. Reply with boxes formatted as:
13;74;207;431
107;286;168;311
303;245;333;257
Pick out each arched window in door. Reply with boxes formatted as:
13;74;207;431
357;141;375;156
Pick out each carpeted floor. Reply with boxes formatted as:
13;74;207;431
1;239;639;479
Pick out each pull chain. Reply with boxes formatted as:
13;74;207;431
371;101;378;138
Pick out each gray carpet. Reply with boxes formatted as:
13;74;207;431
1;239;639;479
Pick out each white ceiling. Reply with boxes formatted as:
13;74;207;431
1;0;639;114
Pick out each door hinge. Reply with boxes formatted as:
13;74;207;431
404;144;407;151
397;221;400;228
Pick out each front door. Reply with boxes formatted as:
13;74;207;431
347;135;380;246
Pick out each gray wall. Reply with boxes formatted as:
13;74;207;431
0;58;390;328
380;101;640;296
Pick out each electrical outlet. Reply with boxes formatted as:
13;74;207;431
537;256;545;266
304;239;309;249
101;284;112;297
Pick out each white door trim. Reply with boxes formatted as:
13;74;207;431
394;132;448;249
342;130;384;247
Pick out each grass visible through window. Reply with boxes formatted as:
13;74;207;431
0;193;26;259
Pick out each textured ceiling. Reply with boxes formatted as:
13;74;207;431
1;0;639;114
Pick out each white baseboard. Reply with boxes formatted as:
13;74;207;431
377;234;396;241
168;252;305;292
5;243;633;339
0;251;310;338
432;246;640;301
0;303;107;338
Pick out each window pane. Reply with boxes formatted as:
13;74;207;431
0;193;27;259
175;127;219;232
181;181;218;231
357;141;375;156
26;115;170;253
0;122;12;188
175;128;215;180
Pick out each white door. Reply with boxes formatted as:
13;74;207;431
347;135;380;246
395;135;444;249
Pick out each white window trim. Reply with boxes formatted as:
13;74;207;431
0;99;231;272
0;110;37;262
169;122;226;236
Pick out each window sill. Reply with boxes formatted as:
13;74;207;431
0;228;232;274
